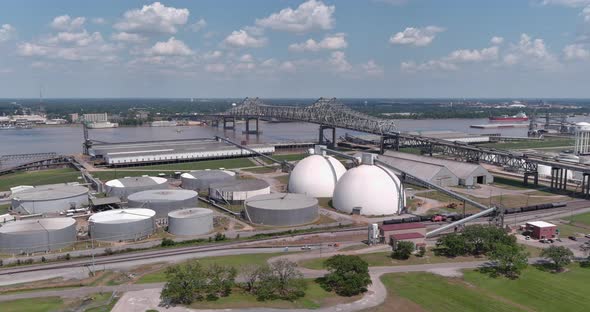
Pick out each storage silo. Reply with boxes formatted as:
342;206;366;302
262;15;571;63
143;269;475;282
89;208;156;242
105;176;168;199
244;193;319;226
11;184;89;215
288;145;346;198
127;189;199;218
0;217;76;253
209;179;270;204
167;208;214;236
332;153;405;216
180;170;236;191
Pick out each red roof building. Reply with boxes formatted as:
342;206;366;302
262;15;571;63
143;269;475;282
379;222;427;246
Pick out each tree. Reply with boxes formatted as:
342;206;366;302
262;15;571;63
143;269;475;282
271;259;306;300
161;261;207;304
242;260;307;301
488;243;529;278
435;233;468;257
541;246;574;272
417;246;426;257
321;255;371;296
392;241;415;260
206;264;237;299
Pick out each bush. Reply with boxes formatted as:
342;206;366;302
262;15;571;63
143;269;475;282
392;241;414;260
104;248;114;255
65;253;71;261
417;246;426;257
319;255;371;296
161;238;176;247
41;256;47;263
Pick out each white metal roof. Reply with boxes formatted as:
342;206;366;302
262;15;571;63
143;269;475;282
526;221;556;228
89;208;155;223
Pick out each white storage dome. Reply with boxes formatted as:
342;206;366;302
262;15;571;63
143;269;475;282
288;146;346;198
332;154;405;216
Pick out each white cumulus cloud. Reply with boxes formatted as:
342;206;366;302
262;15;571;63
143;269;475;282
50;15;86;31
289;33;347;52
114;2;189;34
389;26;445;47
490;36;504;45
401;60;458;72
446;46;499;62
223;29;267;48
0;24;16;42
111;32;147;43
328;51;352;72
206;63;226;73
361;60;384;76
147;37;193;56
191;18;207;32
503;33;558;68
563;43;590;60
255;0;335;33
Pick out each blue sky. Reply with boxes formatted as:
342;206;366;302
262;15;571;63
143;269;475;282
1;0;590;98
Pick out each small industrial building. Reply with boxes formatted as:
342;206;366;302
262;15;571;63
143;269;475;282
526;221;557;239
383;151;493;186
11;184;89;214
88;138;275;167
379;223;426;247
377;156;459;187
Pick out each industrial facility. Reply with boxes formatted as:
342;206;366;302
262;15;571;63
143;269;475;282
105;176;168;199
0;218;77;254
574;122;590;155
88;138;274;167
11;184;89;214
89;208;156;242
244;193;319;226
333;154;406;216
181;169;236;191
167;208;214;236
288;145;346;198
209;179;270;204
382;151;493;186
127;190;199;218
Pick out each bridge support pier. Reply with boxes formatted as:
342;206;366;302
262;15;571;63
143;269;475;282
523;171;538;186
379;134;399;155
319;125;336;149
210;119;220;127
223;117;236;130
550;167;568;191
243;117;261;135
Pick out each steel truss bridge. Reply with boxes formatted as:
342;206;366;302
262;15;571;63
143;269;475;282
213;97;590;197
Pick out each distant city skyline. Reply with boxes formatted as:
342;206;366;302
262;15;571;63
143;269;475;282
1;0;590;98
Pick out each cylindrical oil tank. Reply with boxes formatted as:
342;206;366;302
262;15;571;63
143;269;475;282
181;170;236;191
244;193;318;226
89;208;156;242
11;184;88;214
0;217;76;254
209;179;270;204
167;208;214;236
127;189;199;218
105;176;168;199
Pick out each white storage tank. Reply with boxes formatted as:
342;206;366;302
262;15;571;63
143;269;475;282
244;193;319;226
181;170;236;191
333;153;405;216
288;145;346;198
11;184;89;215
209;179;270;204
167;208;214;236
0;217;77;253
105;176;168;199
127;189;199;218
89;208;156;242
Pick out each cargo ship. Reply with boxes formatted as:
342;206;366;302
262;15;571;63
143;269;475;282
489;112;528;122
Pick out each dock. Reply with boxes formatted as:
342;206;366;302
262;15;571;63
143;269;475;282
470;123;529;129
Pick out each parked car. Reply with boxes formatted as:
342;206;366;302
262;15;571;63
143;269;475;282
539;239;547;243
585;234;590;239
525;236;530;240
569;236;578;241
556;238;562;242
547;239;554;243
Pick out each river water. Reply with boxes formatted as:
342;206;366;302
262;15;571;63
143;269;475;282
2;117;587;156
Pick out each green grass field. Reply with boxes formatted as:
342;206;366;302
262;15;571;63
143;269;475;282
299;250;485;270
567;211;590;227
374;265;590;312
0;204;9;214
185;279;354;310
121;158;256;171
0;168;82;191
3;297;64;312
480;138;575;150
136;253;286;284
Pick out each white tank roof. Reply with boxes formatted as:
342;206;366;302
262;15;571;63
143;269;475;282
105;176;167;188
332;162;404;216
576;122;590;131
288;154;346;198
89;208;155;224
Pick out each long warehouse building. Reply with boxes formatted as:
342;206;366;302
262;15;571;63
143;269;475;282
88;138;275;167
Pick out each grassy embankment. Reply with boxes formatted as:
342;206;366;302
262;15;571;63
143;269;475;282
3;292;117;312
0;168;82;192
370;264;590;312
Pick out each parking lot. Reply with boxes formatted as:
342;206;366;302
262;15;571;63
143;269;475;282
517;234;590;257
